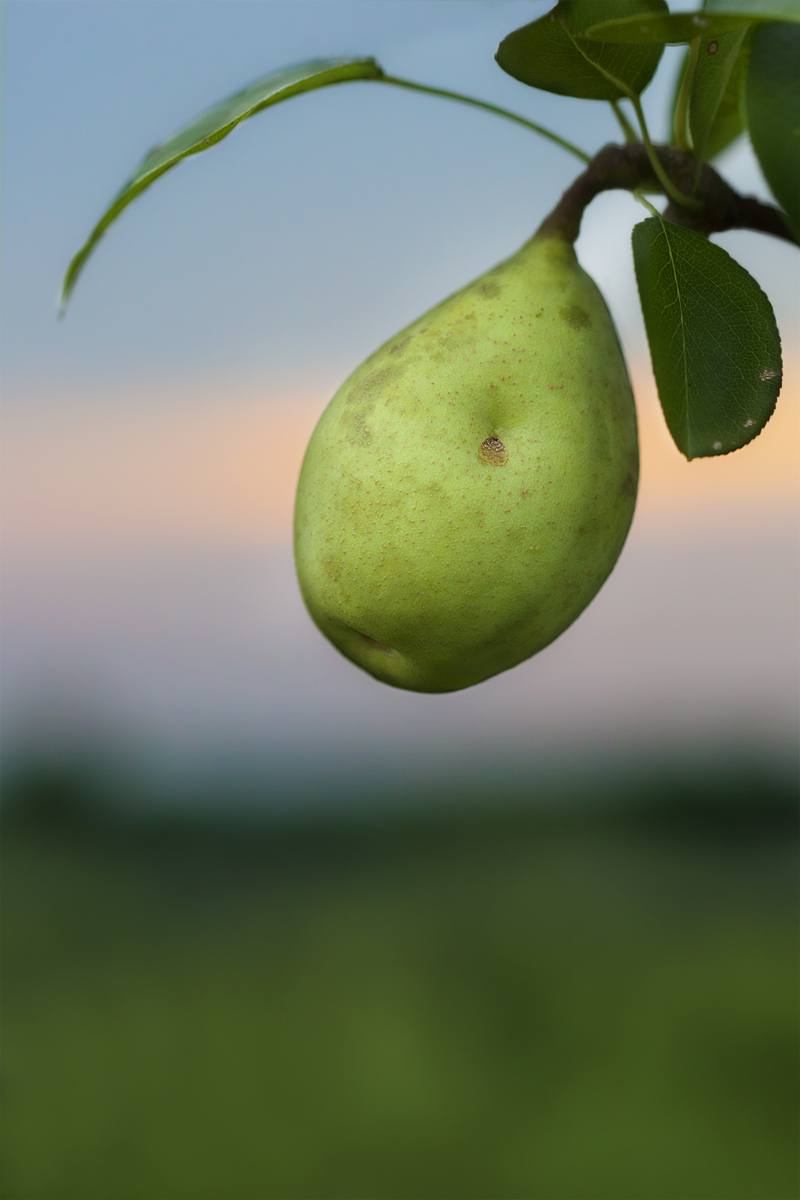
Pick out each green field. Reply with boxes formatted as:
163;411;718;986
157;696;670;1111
1;765;798;1199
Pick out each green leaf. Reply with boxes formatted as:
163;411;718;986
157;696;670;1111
61;57;385;311
585;2;800;44
689;25;749;170
746;20;800;234
495;0;668;102
670;29;752;157
632;216;782;460
703;29;752;157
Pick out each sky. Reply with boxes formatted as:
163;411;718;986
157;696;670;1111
2;0;798;810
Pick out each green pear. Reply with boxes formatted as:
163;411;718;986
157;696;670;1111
294;231;638;693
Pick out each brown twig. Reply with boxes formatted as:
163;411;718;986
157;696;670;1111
536;143;798;246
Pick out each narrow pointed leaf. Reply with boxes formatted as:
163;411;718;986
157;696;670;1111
632;217;782;459
61;57;385;311
703;29;751;158
496;0;668;102
585;2;800;43
670;32;751;159
746;20;800;235
689;26;749;170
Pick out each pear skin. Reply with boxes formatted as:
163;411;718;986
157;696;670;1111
294;232;638;693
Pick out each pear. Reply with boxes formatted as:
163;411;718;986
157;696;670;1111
294;232;638;693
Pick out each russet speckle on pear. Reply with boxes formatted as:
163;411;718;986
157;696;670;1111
294;232;638;693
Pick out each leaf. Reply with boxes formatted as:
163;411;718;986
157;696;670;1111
632;216;782;459
702;29;752;158
689;25;749;170
61;57;385;311
746;20;800;234
670;28;752;157
495;0;668;102
585;1;800;43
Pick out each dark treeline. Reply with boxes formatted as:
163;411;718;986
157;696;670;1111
2;748;798;849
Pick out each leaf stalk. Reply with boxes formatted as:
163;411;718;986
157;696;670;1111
610;100;639;143
560;24;701;211
631;96;702;210
378;75;591;163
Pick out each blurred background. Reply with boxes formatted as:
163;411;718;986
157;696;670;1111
1;2;798;1197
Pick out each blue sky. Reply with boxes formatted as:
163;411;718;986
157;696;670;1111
5;1;595;390
0;1;701;390
3;1;794;394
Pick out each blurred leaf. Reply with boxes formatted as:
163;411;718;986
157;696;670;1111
585;2;800;43
689;26;749;169
703;30;752;157
495;0;668;102
746;20;800;234
61;57;385;311
632;216;782;459
670;30;752;158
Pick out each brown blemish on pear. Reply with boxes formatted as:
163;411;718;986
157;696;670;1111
480;436;508;466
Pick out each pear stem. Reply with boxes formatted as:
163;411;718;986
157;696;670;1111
378;75;591;164
535;142;798;246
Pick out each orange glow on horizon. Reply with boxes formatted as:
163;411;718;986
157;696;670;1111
633;361;799;523
3;361;797;558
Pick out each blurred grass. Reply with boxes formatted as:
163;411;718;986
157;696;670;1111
1;760;798;1200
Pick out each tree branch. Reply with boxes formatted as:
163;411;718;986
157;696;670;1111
536;143;798;247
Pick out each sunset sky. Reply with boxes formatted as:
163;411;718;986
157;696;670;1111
2;0;797;806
